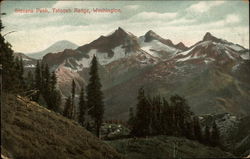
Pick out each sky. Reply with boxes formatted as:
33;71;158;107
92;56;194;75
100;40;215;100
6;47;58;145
1;0;249;53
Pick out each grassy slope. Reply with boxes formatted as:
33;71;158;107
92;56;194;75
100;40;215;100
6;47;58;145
107;136;234;159
1;94;123;159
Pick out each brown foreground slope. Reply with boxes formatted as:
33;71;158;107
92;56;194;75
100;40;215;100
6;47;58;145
1;94;123;159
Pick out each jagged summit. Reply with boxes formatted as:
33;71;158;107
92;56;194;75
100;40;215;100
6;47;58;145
202;32;221;43
144;30;162;42
176;42;188;50
112;27;130;37
145;30;158;36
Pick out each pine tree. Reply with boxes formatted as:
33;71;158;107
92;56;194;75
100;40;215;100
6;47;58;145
193;116;203;143
184;121;195;140
50;71;57;91
211;121;220;147
127;107;135;128
204;125;211;145
150;95;162;135
40;62;45;93
63;96;72;118
14;57;22;90
0;18;17;92
131;88;150;137
34;60;41;101
26;70;34;90
87;56;104;138
52;90;61;112
43;63;50;95
78;86;86;126
161;98;172;135
71;79;76;119
17;57;25;90
170;95;192;136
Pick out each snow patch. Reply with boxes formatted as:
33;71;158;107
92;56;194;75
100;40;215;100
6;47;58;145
76;45;129;70
240;52;250;60
204;58;215;64
178;46;195;56
23;58;31;61
227;44;244;52
140;39;179;57
225;50;235;60
232;63;240;72
25;64;35;68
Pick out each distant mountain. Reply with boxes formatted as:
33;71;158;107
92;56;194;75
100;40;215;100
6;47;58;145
27;40;78;59
174;32;249;63
40;28;250;120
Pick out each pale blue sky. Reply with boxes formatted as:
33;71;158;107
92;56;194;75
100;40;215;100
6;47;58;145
1;1;249;53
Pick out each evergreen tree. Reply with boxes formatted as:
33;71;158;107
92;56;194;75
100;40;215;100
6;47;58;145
204;125;211;145
131;88;151;137
70;79;76;119
87;56;104;138
184;121;195;140
34;61;41;101
161;98;172;135
63;96;72;118
40;62;45;92
44;64;50;87
150;96;162;135
127;107;135;128
78;86;86;126
63;80;76;119
50;71;57;91
193;116;203;142
0;18;20;92
170;95;192;136
211;121;220;147
16;57;25;90
47;71;61;112
51;90;61;112
26;70;34;90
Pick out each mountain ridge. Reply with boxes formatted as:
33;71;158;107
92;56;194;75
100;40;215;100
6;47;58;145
39;28;250;120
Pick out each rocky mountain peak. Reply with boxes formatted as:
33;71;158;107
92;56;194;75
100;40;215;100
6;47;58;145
203;32;220;42
176;42;188;50
144;30;161;42
112;27;129;37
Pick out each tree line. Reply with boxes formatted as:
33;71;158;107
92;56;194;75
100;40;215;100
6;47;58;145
62;56;104;138
128;88;220;147
1;17;61;112
1;17;104;138
1;19;26;93
27;61;61;111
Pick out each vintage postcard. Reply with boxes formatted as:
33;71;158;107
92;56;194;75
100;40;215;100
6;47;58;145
1;0;249;158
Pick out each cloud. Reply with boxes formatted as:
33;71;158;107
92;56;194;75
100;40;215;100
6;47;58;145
2;1;248;52
225;14;240;24
187;1;225;13
3;13;63;26
52;1;85;8
124;5;140;10
128;12;178;22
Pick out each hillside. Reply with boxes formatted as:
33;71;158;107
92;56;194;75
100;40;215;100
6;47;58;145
1;94;123;159
106;136;234;159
